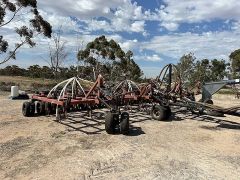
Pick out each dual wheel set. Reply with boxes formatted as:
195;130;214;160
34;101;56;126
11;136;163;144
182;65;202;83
105;111;130;135
22;101;50;117
22;101;94;117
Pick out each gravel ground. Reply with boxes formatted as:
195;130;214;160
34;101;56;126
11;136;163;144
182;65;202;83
0;92;240;180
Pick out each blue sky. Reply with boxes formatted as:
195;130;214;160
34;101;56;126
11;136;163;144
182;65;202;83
1;0;240;77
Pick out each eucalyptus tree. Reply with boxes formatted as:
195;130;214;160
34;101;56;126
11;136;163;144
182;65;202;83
77;35;142;81
0;0;52;64
229;49;240;77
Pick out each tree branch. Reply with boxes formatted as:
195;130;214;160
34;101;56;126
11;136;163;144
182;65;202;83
0;41;26;65
0;6;23;28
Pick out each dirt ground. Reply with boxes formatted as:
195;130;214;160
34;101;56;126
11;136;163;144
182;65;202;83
0;92;240;180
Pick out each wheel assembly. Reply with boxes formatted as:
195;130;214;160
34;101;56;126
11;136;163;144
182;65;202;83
151;105;171;121
22;101;35;117
22;101;31;117
120;112;129;135
105;111;130;135
165;106;172;119
36;101;45;115
105;112;119;134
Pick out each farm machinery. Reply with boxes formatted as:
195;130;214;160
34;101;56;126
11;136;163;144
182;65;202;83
149;63;240;118
22;75;131;134
108;63;240;121
21;73;165;135
22;63;240;135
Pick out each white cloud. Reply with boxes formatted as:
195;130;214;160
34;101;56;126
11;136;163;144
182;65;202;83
38;0;121;19
135;54;162;62
87;19;112;32
39;10;80;33
158;0;240;31
119;39;138;51
1;8;81;51
147;54;162;61
232;21;240;31
2;7;78;34
161;22;179;31
141;30;240;60
130;21;145;32
38;0;158;34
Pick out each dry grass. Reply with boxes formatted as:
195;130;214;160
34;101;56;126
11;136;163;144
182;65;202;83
0;76;57;91
0;75;93;92
0;76;55;84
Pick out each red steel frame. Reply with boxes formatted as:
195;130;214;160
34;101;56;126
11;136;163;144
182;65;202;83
31;75;104;106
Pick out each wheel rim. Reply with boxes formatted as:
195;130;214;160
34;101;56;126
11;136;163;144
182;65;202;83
153;109;160;117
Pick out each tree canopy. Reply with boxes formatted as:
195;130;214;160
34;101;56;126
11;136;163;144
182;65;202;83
229;49;240;77
177;52;195;83
77;35;142;81
0;0;52;64
177;53;229;87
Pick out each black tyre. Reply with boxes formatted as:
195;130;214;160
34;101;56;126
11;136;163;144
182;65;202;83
36;101;45;115
50;104;56;114
105;112;118;134
79;104;87;111
36;102;40;115
120;112;129;135
39;102;45;115
22;102;31;117
45;102;52;115
151;105;167;121
165;106;172;119
29;103;35;116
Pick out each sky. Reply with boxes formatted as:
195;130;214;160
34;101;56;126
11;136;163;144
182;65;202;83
1;0;240;77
